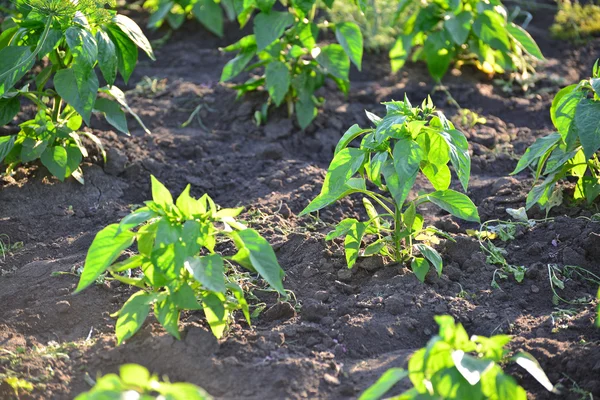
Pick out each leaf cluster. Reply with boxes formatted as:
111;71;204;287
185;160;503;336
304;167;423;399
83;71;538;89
219;0;363;128
75;363;212;400
359;315;556;400
143;0;234;36
300;96;479;281
0;0;153;181
389;0;544;81
551;0;600;42
513;60;600;213
74;176;286;343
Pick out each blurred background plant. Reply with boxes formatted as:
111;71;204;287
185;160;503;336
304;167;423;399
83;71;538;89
551;0;600;42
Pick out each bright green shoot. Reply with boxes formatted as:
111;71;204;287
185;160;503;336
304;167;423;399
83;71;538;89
74;176;285;343
301;96;480;282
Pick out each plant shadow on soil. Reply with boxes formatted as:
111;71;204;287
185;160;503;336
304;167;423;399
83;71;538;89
1;5;600;400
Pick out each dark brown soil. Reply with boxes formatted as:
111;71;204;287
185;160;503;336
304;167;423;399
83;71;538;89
1;5;600;400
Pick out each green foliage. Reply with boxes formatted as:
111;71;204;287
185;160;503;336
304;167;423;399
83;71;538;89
551;0;600;42
75;176;285;342
0;0;153;182
220;1;363;129
513;61;600;213
143;0;233;35
327;0;412;51
359;315;555;400
389;0;544;81
300;96;479;281
75;363;212;399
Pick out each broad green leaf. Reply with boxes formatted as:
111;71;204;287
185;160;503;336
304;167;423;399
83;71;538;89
21;138;48;163
390;138;423;206
175;184;195;218
334;124;369;155
186;254;226;293
54;68;99;126
511;133;561;175
301;178;366;216
265;61;290;106
411;257;430;282
117;207;156;233
151;175;174;208
575;99;600;159
358;368;408;400
422;162;451;190
551;85;581;145
147;1;174;28
316;44;350;81
106;25;138;83
423;31;453;81
253;11;294;51
192;0;224;37
120;363;151;386
155;296;181;338
113;15;155;60
0;96;19;125
0;135;15;162
256;0;277;13
75;224;135;293
414;244;443;276
296;96;317;129
40;145;82;180
96;30;118;86
115;291;154;344
424;190;480;222
439;129;471;191
300;148;366;214
172;283;202;310
591;78;600;99
452;350;493;385
0;46;34;96
525;174;556;210
298;22;318;49
291;0;316;16
507;22;543;60
335;22;363;70
345;221;366;268
326;218;359;240
481;369;527;400
94;97;128;134
101;85;151;134
231;229;285;294
444;11;472;45
65;26;98;73
473;10;510;52
220;45;257;82
203;292;228;338
389;35;412;73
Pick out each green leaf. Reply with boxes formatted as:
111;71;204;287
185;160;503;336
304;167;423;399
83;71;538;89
115;291;154;344
96;30;118;86
300;148;366;215
21;138;49;163
203;292;229;338
296;96;317;129
358;368;408;400
117;207;156;233
512;133;561;175
575;99;600;159
291;0;316;16
54;68;99;126
444;11;472;45
326;218;359;240
334;124;369;155
513;352;555;392
106;25;138;84
422;163;451;191
256;0;277;13
75;224;135;293
390;138;423;207
172;283;202;310
147;1;174;28
507;22;543;60
316;44;350;81
452;350;493;385
425;190;480;222
186;254;227;293
253;11;294;51
113;15;155;60
220;45;257;82
101;85;151;135
440;129;471;191
40;145;82;180
0;135;15;163
0;96;19;125
345;221;366;268
389;35;412;73
151;175;174;208
231;228;285;295
154;296;181;339
423;31;453;81
414;244;443;276
192;0;224;37
0;46;34;96
65;26;98;73
335;22;363;70
473;10;510;52
265;61;290;106
411;257;430;282
94;97;128;135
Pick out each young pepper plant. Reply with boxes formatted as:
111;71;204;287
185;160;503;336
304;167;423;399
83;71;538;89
390;0;544;81
0;0;154;182
300;96;480;282
359;315;556;400
220;0;363;128
74;176;286;343
513;60;600;214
